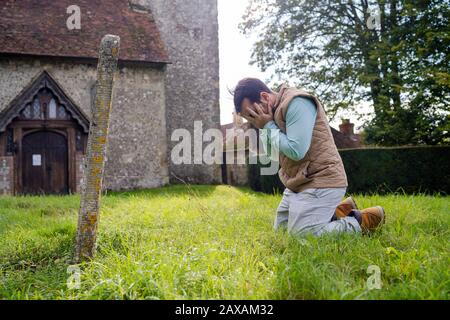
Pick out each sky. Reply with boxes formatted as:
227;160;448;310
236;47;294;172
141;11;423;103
217;0;366;131
217;0;268;125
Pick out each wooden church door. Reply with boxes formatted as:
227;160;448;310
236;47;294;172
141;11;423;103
0;72;90;195
22;131;68;195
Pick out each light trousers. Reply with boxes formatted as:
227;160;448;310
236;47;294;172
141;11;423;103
274;187;361;236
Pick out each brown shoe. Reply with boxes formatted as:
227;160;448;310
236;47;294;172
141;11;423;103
334;197;358;219
352;206;385;234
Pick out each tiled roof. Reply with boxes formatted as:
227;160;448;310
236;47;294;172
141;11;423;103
331;127;362;149
0;0;169;64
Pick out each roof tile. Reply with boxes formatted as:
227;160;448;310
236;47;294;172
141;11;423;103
0;0;169;64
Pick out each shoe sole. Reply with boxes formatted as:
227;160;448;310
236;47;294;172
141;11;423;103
348;197;358;210
361;206;385;234
375;206;385;228
334;197;358;219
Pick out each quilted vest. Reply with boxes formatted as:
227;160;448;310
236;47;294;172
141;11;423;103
272;85;348;192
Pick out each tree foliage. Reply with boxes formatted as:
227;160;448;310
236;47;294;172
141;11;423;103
241;0;449;145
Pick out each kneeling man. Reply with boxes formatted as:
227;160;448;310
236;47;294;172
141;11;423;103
233;78;385;236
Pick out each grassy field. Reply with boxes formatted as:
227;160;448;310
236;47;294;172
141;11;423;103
0;185;448;300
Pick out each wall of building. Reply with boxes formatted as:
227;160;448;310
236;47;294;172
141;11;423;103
0;156;13;195
223;150;249;186
0;57;169;191
142;0;222;184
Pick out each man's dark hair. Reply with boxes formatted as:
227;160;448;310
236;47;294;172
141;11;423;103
232;78;271;113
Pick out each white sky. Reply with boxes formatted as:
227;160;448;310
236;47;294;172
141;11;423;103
218;0;268;125
217;0;366;131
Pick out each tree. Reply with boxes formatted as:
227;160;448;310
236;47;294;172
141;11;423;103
241;0;449;145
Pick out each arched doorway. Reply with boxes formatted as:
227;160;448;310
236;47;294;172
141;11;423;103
22;131;68;195
0;71;90;195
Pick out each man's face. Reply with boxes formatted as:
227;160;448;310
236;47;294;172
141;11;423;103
239;98;257;119
239;93;271;119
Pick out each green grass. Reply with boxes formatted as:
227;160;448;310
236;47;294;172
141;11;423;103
0;185;448;299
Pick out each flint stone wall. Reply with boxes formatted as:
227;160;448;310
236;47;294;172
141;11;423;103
0;156;13;195
0;57;169;191
139;0;222;184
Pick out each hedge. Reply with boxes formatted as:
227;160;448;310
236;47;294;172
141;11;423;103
248;146;450;195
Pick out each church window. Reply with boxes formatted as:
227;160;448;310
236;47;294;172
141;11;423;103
22;104;32;118
57;105;69;119
48;98;57;119
31;98;41;119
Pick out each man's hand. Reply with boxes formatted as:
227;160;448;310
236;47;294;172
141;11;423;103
242;103;274;129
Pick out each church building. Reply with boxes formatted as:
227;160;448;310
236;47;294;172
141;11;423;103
0;0;221;195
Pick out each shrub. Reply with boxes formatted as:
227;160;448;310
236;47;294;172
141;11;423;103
248;146;450;195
